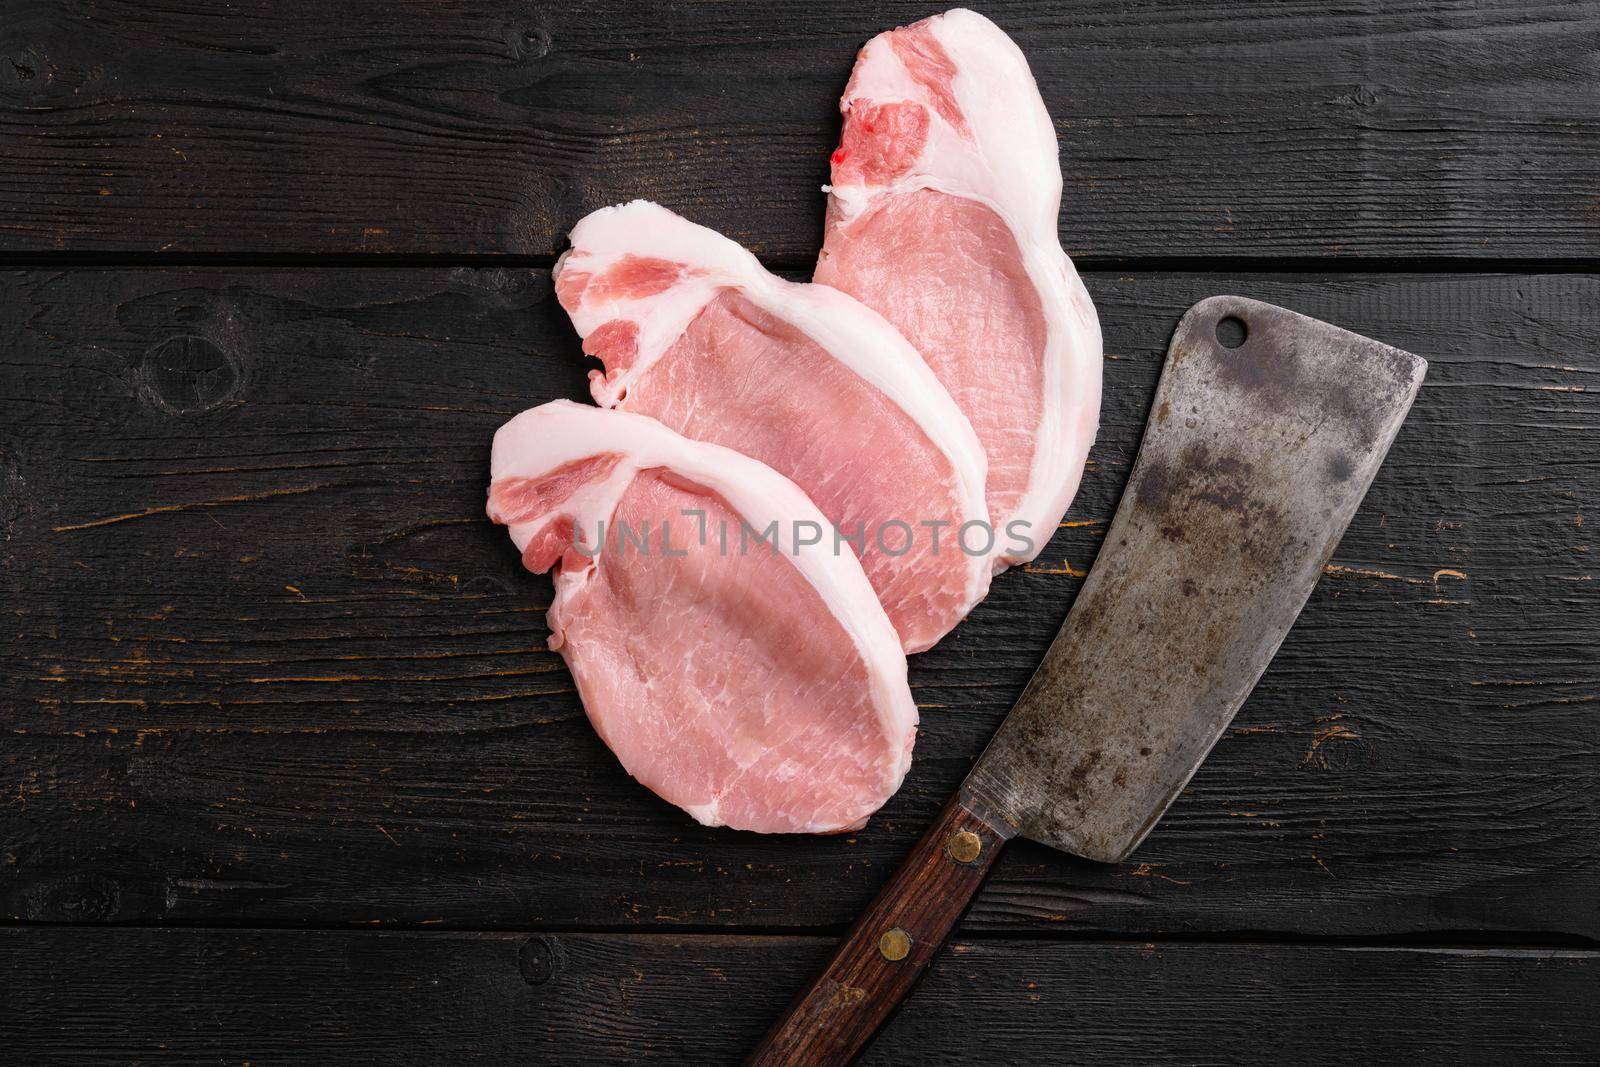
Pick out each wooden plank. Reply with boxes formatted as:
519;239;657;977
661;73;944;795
1;268;1595;938
1;928;1594;1065
1;2;1596;259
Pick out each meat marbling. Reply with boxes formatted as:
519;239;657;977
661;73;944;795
487;400;917;834
554;200;992;652
815;7;1103;567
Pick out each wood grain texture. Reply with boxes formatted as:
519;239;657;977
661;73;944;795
1;268;1595;939
1;928;1594;1065
1;1;1596;259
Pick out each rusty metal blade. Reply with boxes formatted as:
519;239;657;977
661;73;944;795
965;296;1426;863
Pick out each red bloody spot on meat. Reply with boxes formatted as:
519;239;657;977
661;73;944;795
831;101;928;185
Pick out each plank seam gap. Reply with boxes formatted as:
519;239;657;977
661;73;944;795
1;922;1594;952
1;253;1599;275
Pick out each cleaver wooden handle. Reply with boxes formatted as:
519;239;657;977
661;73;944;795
746;793;1013;1066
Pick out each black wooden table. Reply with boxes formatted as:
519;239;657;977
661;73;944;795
2;2;1597;1063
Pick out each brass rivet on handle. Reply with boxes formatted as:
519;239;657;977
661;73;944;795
946;829;983;865
878;928;912;962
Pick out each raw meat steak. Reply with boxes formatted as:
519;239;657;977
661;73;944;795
814;7;1102;568
487;400;917;834
554;200;991;653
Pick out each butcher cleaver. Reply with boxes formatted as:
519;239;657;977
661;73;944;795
749;296;1427;1065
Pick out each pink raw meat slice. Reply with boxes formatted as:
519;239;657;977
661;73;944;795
487;400;917;834
554;200;991;653
815;7;1102;568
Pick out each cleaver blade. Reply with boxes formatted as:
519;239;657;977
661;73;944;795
967;295;1427;861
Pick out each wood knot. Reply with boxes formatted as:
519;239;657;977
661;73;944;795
5;47;47;91
135;333;245;416
519;935;559;986
1299;718;1375;771
509;21;552;61
1336;84;1381;109
523;26;552;58
23;872;123;922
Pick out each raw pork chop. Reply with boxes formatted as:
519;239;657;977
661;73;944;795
553;201;990;653
487;400;917;834
814;7;1102;567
